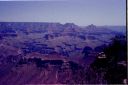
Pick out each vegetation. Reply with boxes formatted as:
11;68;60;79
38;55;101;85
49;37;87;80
88;35;127;84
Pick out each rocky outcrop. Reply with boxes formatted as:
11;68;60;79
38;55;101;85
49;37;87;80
0;53;86;84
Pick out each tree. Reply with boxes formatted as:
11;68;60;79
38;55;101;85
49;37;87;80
88;35;127;84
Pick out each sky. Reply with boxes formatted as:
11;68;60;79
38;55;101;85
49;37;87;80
0;0;126;26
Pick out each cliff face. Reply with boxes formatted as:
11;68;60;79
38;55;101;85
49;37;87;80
0;22;126;84
0;44;85;84
0;22;122;58
0;43;85;84
0;53;86;85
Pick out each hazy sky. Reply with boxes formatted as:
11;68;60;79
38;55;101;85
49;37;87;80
0;0;126;26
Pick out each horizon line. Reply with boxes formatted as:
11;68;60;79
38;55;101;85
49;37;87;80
0;21;126;26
